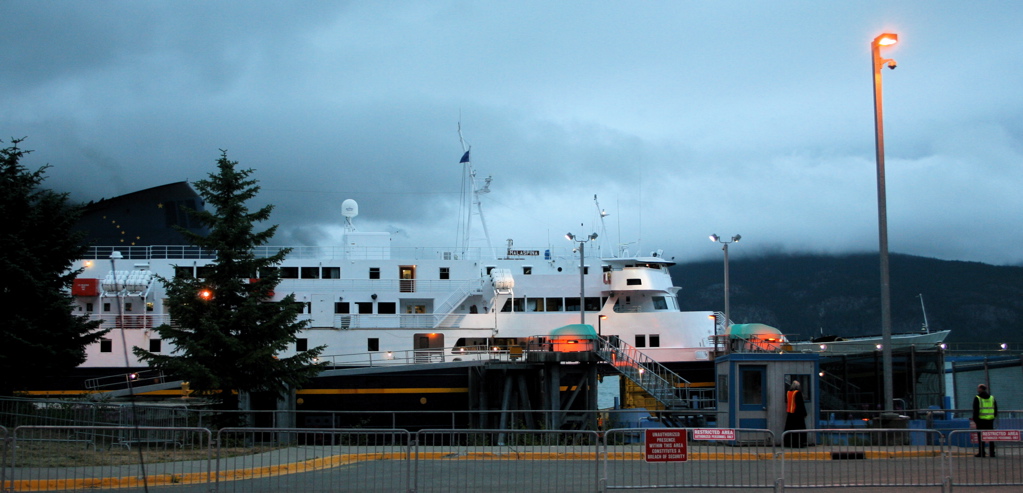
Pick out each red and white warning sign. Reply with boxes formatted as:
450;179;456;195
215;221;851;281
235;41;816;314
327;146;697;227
980;430;1021;442
645;429;688;462
693;428;736;441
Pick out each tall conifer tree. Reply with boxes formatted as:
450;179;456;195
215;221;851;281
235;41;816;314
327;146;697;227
0;138;107;395
135;151;323;408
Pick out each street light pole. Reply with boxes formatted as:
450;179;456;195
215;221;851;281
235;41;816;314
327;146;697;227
710;234;741;346
872;32;898;413
566;232;598;325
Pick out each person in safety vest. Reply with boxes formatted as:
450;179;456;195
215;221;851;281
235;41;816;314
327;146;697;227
971;383;998;457
784;380;807;448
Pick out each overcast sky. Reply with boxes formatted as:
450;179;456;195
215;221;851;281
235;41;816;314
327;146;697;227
3;1;1022;266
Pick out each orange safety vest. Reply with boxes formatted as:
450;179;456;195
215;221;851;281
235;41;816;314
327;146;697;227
787;390;799;413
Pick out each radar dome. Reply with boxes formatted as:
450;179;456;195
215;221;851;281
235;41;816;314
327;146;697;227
341;199;359;218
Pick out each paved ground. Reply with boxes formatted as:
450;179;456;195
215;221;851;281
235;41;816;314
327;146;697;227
6;443;1023;492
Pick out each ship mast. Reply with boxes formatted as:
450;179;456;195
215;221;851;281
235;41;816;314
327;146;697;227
457;123;494;258
918;293;930;333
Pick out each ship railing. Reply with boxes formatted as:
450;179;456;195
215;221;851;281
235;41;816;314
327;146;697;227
83;245;587;261
431;279;485;327
595;336;696;410
84;370;169;391
317;345;537;367
85;313;172;329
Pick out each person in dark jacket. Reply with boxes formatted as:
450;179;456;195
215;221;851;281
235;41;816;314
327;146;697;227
972;383;998;457
784;380;808;448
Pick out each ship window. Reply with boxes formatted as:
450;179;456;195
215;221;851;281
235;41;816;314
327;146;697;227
369;267;380;279
626;278;642;286
368;338;380;352
485;266;496;275
378;302;396;314
100;339;112;353
565;297;581;312
583;266;589;275
335;302;350;314
635;334;647;347
439;267;450;280
146;302;154;312
103;303;111;312
86;303;94;312
526;298;544;312
357;302;373;314
296;338;308;352
512;298;524;312
650;334;660;347
124;303;133;312
174;266;194;278
501;299;512;312
196;266;216;278
280;267;299;279
523;266;532;275
301;267;319;279
322;267;340;279
149;339;162;353
545;298;563;312
584;297;601;311
652;296;668;310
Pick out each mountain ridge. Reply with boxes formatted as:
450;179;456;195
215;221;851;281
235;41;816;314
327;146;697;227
671;253;1023;344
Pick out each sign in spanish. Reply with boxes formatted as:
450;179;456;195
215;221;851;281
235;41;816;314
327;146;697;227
645;429;688;462
693;428;736;441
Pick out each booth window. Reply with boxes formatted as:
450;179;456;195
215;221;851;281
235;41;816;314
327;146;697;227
739;366;766;411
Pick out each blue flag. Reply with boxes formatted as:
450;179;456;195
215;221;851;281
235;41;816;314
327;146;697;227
459;150;470;163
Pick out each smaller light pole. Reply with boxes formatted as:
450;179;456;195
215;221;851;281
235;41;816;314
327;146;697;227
566;232;598;324
710;234;741;344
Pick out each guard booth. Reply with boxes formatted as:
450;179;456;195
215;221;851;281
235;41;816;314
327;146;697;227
715;352;819;445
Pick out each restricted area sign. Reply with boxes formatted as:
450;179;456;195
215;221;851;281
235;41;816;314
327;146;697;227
645;429;688;462
693;428;736;441
980;430;1021;441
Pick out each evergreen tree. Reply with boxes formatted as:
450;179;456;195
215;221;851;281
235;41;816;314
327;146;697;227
134;151;323;408
0;138;107;395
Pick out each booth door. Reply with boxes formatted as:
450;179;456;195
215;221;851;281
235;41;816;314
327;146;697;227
736;365;768;430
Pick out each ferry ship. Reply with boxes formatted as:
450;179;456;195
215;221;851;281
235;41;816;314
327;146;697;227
59;147;722;419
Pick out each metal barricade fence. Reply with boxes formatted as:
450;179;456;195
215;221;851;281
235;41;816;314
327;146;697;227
9;425;212;491
947;429;1023;487
415;428;600;493
603;427;776;490
778;428;946;491
1;425;9;493
214;427;411;493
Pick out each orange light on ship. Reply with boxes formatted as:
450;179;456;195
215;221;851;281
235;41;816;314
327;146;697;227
198;288;214;301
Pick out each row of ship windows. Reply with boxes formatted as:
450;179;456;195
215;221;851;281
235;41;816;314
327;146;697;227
174;265;610;280
100;335;659;356
78;296;675;316
78;302;153;313
99;337;377;354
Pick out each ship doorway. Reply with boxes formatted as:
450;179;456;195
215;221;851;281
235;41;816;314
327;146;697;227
414;332;444;363
399;265;416;293
401;300;431;328
311;294;332;328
